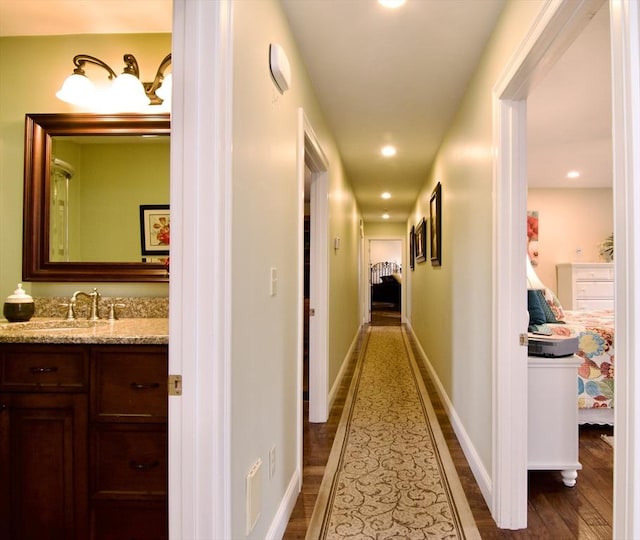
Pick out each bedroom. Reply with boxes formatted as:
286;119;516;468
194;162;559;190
526;0;614;492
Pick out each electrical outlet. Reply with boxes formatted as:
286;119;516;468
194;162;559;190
269;445;276;479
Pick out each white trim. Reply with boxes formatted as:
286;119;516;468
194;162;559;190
168;1;233;538
327;326;362;409
299;110;330;425
492;0;604;529
610;1;640;537
406;323;492;504
265;470;302;540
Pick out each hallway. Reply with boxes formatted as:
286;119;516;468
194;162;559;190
284;325;613;539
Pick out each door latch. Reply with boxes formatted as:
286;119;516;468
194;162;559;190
519;333;528;346
168;374;182;396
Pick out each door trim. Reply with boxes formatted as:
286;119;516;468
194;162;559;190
298;110;330;427
168;1;233;538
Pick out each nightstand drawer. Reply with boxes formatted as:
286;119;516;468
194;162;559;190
92;425;167;496
576;281;614;299
0;345;88;390
92;346;167;421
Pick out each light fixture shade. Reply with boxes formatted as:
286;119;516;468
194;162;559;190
56;73;96;106
110;72;149;109
155;73;172;102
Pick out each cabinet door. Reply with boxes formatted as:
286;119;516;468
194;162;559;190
0;393;88;540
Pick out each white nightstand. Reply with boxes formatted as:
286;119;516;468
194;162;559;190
528;354;582;487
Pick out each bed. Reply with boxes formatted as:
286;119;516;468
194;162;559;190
547;309;614;425
528;284;614;425
371;262;401;309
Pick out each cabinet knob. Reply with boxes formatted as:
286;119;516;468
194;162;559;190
129;460;160;471
130;382;160;391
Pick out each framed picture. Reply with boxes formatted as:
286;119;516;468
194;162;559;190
140;204;170;256
415;218;427;263
430;182;442;266
409;226;415;270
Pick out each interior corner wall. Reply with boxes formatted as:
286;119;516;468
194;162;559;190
0;33;171;299
407;0;545;481
230;1;360;537
527;188;613;291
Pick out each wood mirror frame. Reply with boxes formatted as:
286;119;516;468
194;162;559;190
23;113;170;282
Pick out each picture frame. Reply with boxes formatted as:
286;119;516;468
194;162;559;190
415;218;427;263
430;182;442;266
409;226;415;270
140;204;170;256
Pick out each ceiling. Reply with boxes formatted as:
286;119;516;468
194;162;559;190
1;0;611;223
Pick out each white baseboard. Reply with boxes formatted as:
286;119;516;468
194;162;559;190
265;469;301;540
327;325;362;409
406;323;493;508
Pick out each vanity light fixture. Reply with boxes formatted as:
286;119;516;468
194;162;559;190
566;170;581;179
56;53;172;109
382;212;390;220
381;192;391;199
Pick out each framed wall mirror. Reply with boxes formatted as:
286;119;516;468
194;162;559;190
23;113;170;282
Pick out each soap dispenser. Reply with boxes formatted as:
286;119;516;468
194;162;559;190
3;283;35;322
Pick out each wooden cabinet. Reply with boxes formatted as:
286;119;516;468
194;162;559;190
89;345;168;539
0;343;167;540
528;355;582;487
556;262;614;310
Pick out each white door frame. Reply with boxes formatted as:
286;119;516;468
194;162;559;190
493;0;640;534
364;236;406;324
168;0;233;538
298;110;330;426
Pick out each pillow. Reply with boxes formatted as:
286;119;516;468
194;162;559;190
532;288;564;324
527;290;546;327
543;287;565;321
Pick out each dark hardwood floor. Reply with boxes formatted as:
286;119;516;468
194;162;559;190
284;326;614;539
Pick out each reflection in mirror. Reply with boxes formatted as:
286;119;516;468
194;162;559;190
50;135;169;262
23;113;170;282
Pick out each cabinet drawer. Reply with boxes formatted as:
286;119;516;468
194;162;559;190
574;266;613;280
575;298;614;310
576;281;614;299
92;425;167;496
0;346;88;390
92;347;167;421
91;501;167;540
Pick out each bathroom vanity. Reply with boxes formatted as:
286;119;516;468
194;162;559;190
0;319;168;540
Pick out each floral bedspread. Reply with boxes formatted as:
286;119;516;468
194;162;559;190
548;309;614;410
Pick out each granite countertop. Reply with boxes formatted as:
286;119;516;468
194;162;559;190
0;318;168;345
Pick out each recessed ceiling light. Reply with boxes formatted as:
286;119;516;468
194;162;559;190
379;0;406;8
381;192;391;199
567;170;581;179
381;145;396;157
382;213;390;220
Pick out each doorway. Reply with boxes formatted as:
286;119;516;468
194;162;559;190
493;0;640;534
369;239;402;326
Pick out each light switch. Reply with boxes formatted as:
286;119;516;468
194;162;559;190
270;267;278;296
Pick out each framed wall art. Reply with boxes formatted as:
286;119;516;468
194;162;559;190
409;226;415;270
430;182;442;266
415;218;427;263
140;204;170;256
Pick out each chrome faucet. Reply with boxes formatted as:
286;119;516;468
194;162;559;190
68;288;101;320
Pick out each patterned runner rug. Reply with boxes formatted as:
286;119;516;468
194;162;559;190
306;326;480;539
